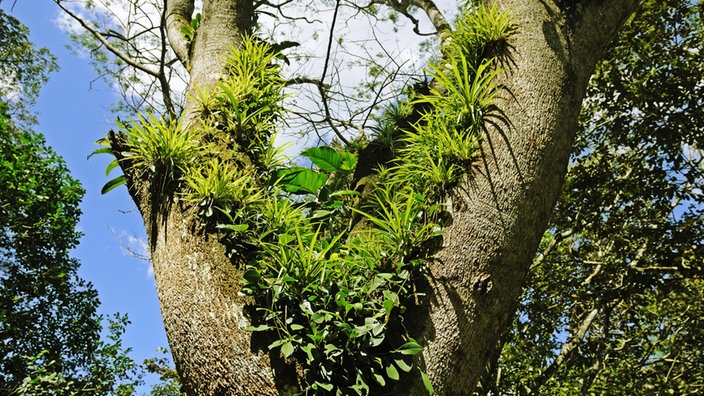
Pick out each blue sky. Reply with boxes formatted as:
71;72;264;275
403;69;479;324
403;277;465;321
2;0;168;389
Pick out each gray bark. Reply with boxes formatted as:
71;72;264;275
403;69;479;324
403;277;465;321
408;1;639;394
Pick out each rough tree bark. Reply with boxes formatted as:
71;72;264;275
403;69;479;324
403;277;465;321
109;0;640;394
408;1;640;394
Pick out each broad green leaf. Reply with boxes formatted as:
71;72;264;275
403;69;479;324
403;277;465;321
395;358;413;373
311;311;326;324
276;167;328;194
339;151;358;173
101;175;126;194
281;341;294;358
396;339;423;355
278;233;296;245
373;373;386;387
242;268;261;283
420;368;434;395
301;146;343;172
384;298;394;313
290;323;305;331
386;364;400;381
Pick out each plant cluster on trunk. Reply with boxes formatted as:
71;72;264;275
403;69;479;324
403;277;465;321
61;0;641;394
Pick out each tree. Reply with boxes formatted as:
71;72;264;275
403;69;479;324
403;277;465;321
56;0;641;394
0;8;58;127
0;101;145;394
0;13;174;393
483;0;704;394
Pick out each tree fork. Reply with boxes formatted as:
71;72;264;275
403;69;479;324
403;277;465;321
105;0;641;394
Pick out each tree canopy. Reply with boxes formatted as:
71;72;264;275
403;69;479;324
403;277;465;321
0;11;182;394
488;0;704;394
0;101;145;394
0;8;58;126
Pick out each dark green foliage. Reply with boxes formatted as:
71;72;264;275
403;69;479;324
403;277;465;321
0;9;58;127
230;8;515;392
0;104;143;394
486;1;704;394
242;160;439;395
144;348;186;396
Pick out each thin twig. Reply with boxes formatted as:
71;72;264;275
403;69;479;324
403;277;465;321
53;0;160;78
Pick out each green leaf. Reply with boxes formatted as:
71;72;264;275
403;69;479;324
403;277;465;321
314;381;334;391
395;358;413;373
278;233;296;245
281;341;294;358
352;372;370;394
242;268;261;283
373;373;386;387
311;311;326;324
276;167;328;194
384;298;394;314
105;158;120;176
396;339;423;355
301;146;344;173
339;151;358;173
420;368;434;395
386;364;400;381
246;324;270;332
301;343;316;362
88;146;114;159
216;223;249;233
268;339;286;349
101;175;126;194
290;323;305;331
272;40;300;52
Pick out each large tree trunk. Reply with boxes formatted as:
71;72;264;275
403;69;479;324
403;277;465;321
118;1;284;394
410;2;639;394
113;0;639;394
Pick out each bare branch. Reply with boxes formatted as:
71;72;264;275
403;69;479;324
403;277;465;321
409;0;451;40
320;0;351;146
53;0;161;78
257;0;324;24
159;4;177;118
530;230;573;271
526;307;601;394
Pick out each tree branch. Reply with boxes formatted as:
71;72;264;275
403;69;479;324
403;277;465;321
370;0;452;47
319;0;351;146
527;306;600;394
164;0;194;69
159;4;177;118
52;0;161;78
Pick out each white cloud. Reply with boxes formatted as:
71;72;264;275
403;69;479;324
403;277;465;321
110;226;153;278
